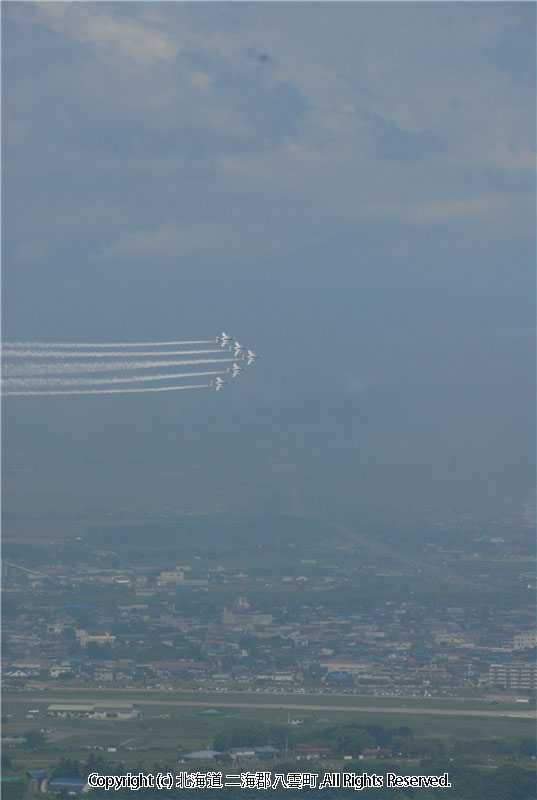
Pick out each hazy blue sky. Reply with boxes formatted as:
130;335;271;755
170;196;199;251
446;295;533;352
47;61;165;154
2;2;535;519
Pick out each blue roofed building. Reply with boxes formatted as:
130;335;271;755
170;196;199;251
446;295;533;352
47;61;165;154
48;778;90;793
182;750;221;761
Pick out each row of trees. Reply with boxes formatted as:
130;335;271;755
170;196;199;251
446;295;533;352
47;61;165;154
213;722;537;761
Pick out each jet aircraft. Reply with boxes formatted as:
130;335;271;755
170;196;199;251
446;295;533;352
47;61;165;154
228;363;243;378
217;332;233;348
245;349;259;365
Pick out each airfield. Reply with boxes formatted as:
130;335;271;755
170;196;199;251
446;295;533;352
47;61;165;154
3;688;535;773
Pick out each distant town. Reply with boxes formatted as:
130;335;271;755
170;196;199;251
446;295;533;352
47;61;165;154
3;508;535;697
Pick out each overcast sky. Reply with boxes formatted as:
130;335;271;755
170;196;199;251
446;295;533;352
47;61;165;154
2;2;535;520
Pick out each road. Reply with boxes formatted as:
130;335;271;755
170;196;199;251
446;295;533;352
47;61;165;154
330;521;475;588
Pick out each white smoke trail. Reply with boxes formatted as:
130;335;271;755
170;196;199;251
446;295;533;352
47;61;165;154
2;358;236;378
2;348;226;358
2;384;213;397
3;370;227;389
4;340;215;348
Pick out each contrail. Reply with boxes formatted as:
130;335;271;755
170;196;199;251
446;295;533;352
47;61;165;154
3;371;228;389
2;384;213;397
2;348;226;359
2;358;236;378
4;340;215;348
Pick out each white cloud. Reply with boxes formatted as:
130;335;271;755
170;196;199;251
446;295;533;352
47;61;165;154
35;3;181;70
15;236;53;263
345;375;374;398
92;221;221;262
3;2;534;274
189;71;213;92
362;193;507;226
37;2;72;22
91;217;303;266
490;143;536;173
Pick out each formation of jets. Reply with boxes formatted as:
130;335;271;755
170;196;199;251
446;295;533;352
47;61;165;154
213;333;259;390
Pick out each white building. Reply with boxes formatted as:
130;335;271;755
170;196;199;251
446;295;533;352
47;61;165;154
513;633;537;650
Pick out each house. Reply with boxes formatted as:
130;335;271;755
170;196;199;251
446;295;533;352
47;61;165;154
361;747;393;758
229;747;256;760
296;745;332;759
